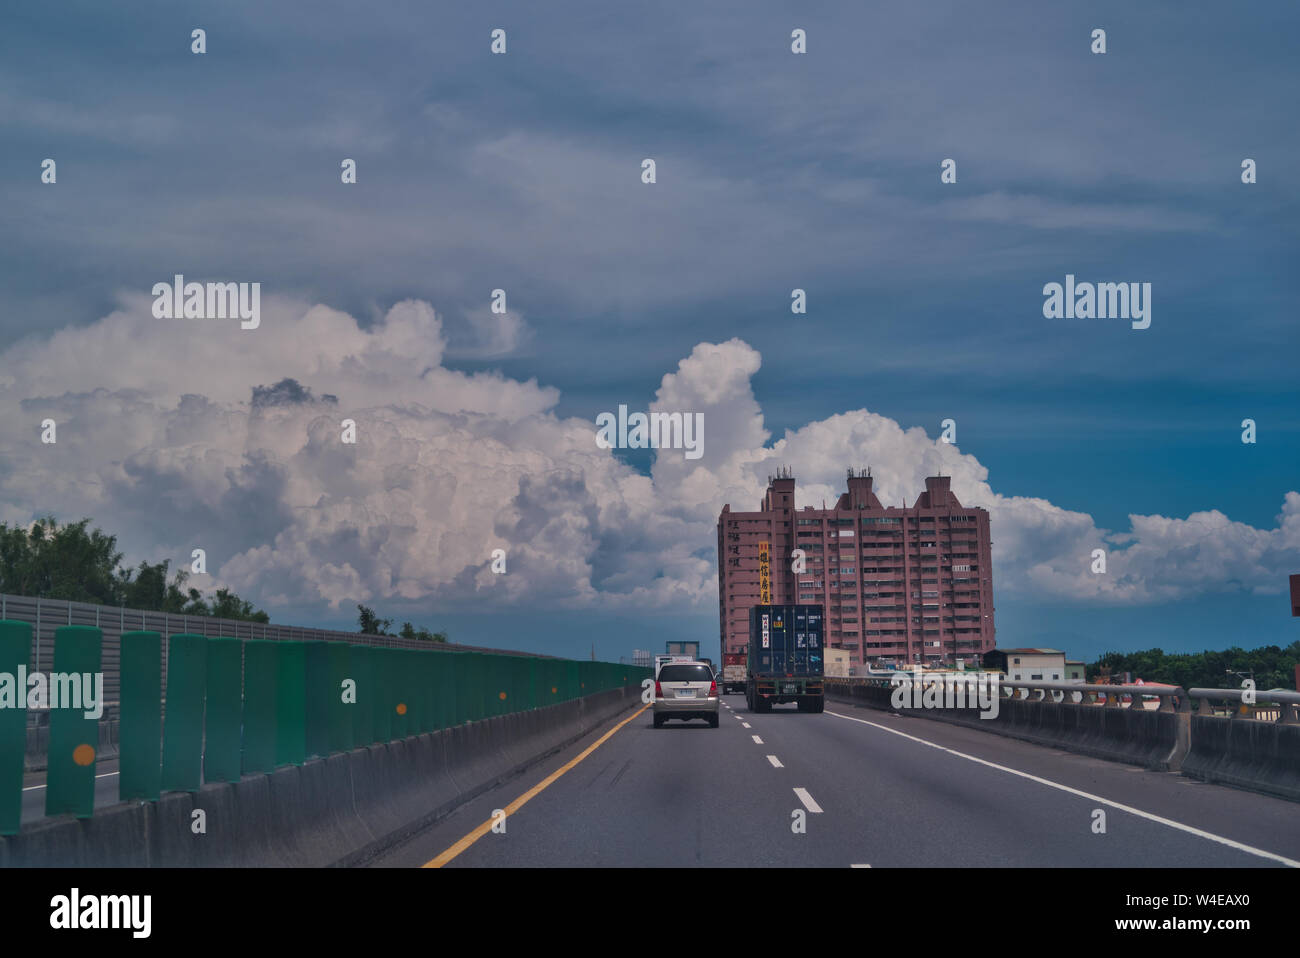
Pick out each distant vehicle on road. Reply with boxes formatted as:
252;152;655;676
746;605;824;713
655;653;696;678
653;661;720;728
721;651;747;694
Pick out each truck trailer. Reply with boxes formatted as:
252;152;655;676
721;650;747;694
746;604;824;713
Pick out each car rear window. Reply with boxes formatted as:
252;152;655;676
658;665;713;682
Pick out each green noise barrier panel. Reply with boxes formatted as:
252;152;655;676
304;641;330;759
388;648;407;740
45;625;104;818
423;650;438;733
407;649;425;734
2;610;650;827
275;641;306;767
470;653;488;722
371;647;391;744
118;630;162;802
487;654;504;718
0;620;32;835
326;641;353;754
438;651;459;730
204;638;243;784
242;640;278;775
349;644;373;746
160;633;207;794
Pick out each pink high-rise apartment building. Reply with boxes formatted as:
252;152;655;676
717;469;995;669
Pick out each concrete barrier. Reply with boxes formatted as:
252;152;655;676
0;686;639;867
1181;715;1300;802
825;677;1190;771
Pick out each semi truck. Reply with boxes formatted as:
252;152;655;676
721;651;747;694
746;604;824;713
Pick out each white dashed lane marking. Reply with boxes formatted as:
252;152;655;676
793;787;823;813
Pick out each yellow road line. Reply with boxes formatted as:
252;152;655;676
422;704;649;868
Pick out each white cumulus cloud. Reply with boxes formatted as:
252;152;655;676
1;299;1295;617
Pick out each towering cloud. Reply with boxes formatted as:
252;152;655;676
1;298;1296;614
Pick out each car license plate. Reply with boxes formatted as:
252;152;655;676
676;688;696;697
782;684;797;694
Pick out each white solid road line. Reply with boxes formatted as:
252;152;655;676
751;734;764;745
767;755;784;768
825;709;1300;869
793;787;823;813
23;771;119;792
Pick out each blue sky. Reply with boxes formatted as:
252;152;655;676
0;1;1297;665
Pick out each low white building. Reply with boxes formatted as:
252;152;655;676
825;647;851;677
986;648;1075;683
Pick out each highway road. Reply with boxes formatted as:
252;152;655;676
369;694;1300;868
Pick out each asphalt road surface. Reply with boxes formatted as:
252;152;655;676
368;694;1300;868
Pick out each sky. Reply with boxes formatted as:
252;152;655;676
0;1;1297;665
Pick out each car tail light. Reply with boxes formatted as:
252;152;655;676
655;681;663;698
709;679;717;696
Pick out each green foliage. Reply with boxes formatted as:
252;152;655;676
371;611;445;642
357;604;393;636
1089;643;1300;691
0;517;123;604
0;517;269;622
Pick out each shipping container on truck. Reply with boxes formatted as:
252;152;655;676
666;639;700;658
746;605;824;713
722;651;747;694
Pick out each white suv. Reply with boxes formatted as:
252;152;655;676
653;661;719;728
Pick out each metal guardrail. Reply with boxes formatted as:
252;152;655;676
1187;687;1300;723
838;674;1300;722
842;674;1188;711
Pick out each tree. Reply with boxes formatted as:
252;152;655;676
0;517;123;604
1089;643;1300;691
208;587;270;623
387;616;449;639
0;516;270;622
358;604;393;636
